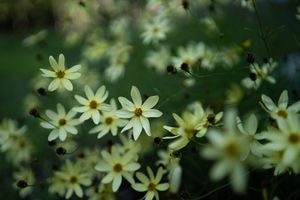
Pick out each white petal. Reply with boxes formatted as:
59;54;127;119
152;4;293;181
118;97;135;111
49;56;59;70
132;183;147;192
48;130;58;141
91;111;100;124
156;183;169;191
210;160;231;181
74;184;83;198
245;114;257;135
57;103;66;116
142;109;162;118
66;64;81;73
74;95;88;105
133;118;142;140
48;79;60;91
278;90;288;108
230;164;247;193
62;79;73;91
102;172;114;183
40;68;56;77
261;94;276;111
112;174;122;192
40;122;55;129
136;172;149;184
142;96;159;110
84;85;94;99
59;128;67;141
116;110;134;118
58;54;65;70
131;86;142;106
95;85;106;100
140;117;151;136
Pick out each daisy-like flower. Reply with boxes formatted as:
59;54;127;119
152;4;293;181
241;59;277;90
132;167;169;200
40;54;81;91
141;15;170;45
195;108;223;137
172;42;205;72
14;168;35;198
163;102;206;150
73;85;110;124
50;160;92;199
116;86;162;140
89;99;128;139
145;46;171;74
95;145;141;192
260;90;300;120
260;113;300;167
201;110;249;193
40;103;81;141
157;149;182;193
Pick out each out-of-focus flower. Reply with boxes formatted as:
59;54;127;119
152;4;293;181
14;168;35;198
202;110;249;193
49;160;92;199
95;146;140;192
86;183;116;200
145;46;171;74
132;167;169;200
260;90;300;121
141;15;170;45
241;59;277;90
22;29;47;47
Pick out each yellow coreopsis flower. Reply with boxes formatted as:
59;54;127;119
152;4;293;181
40;54;81;91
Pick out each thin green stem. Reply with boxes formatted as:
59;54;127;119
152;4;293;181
252;0;271;58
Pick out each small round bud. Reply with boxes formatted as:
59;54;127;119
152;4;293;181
167;65;177;74
35;53;44;61
29;108;40;118
182;0;189;10
180;62;189;73
154;137;162;145
16;180;28;189
37;87;47;96
56;147;66;155
171;150;181;158
48;140;56;146
157;163;166;169
52;164;59;171
263;57;269;63
246;52;255;64
77;152;85;159
249;72;257;81
78;1;85;7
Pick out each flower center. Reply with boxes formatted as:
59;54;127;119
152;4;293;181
113;163;123;172
225;142;238;157
134;108;143;117
105;117;113;125
288;133;299;144
277;110;287;118
207;114;216;125
19;140;27;148
59;118;66;126
89;100;98;109
148;182;156;191
70;176;78;183
56;70;65;78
